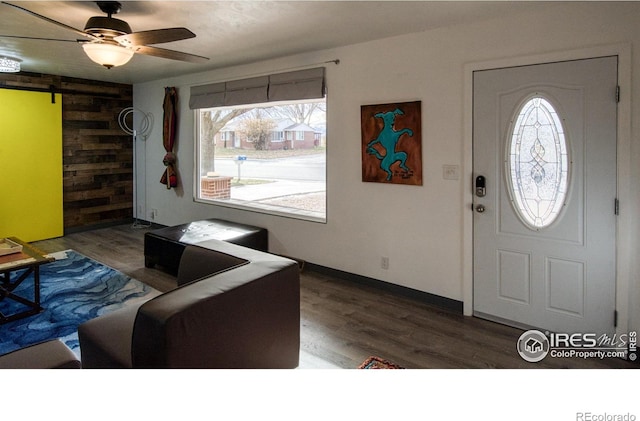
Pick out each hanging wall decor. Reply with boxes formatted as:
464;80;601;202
160;86;178;189
361;101;422;185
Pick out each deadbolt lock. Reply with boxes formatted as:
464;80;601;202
475;175;486;197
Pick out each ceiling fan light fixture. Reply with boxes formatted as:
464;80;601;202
84;16;132;38
0;56;21;73
2;1;208;68
82;43;134;69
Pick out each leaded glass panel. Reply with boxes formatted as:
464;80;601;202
507;96;569;229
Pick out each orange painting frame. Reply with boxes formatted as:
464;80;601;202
361;101;422;185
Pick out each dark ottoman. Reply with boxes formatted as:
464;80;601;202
144;219;268;274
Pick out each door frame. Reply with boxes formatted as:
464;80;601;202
462;43;633;337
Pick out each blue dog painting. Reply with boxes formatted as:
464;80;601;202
361;101;422;185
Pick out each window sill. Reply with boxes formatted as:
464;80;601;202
194;197;326;224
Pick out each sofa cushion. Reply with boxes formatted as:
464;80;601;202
176;245;248;286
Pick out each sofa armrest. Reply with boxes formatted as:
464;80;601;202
132;257;300;368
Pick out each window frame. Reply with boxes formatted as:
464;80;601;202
272;131;285;142
193;99;327;223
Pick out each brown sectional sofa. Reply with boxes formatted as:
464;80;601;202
78;239;300;368
0;339;81;369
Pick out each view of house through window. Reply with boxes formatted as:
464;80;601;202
196;99;326;221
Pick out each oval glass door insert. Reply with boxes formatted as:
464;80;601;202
507;96;570;229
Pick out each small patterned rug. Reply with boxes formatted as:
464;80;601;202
359;356;404;369
0;250;156;357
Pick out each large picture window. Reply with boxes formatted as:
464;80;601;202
191;68;327;222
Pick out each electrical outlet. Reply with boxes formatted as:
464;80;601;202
381;256;389;270
151;209;158;220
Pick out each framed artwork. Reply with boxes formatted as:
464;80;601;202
361;101;422;185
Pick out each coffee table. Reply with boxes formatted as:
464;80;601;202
0;237;54;324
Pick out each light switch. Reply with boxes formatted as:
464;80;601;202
443;165;460;180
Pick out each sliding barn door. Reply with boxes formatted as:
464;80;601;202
0;89;63;242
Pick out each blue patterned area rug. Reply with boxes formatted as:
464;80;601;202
0;250;156;357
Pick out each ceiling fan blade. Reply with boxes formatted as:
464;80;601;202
0;1;98;41
133;45;209;63
115;28;195;47
0;34;82;43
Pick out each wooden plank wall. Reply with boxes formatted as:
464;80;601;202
0;72;133;232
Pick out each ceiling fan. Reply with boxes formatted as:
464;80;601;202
0;1;209;69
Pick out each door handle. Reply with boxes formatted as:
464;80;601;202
475;204;485;213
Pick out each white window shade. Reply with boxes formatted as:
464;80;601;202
268;68;325;102
189;67;325;110
189;82;225;109
224;76;269;106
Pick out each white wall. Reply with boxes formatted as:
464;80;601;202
134;3;640;332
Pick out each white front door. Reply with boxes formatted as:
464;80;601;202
472;57;618;335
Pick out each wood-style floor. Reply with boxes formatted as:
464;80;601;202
33;223;636;369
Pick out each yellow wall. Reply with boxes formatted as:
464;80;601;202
0;89;63;242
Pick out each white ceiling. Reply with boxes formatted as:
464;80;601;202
0;1;549;85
